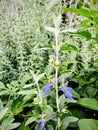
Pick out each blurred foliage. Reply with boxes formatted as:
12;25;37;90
0;0;98;129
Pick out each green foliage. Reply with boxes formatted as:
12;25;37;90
78;98;98;110
0;100;20;130
79;119;98;130
0;0;98;129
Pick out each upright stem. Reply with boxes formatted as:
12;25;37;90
55;32;61;128
55;33;59;62
36;81;42;102
55;33;59;112
55;67;59;112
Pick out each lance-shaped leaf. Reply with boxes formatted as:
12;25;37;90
69;31;92;40
0;108;8;121
78;98;98;110
61;44;78;51
45;26;55;33
65;8;91;18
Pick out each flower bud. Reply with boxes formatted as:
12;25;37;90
54;60;60;66
49;58;54;64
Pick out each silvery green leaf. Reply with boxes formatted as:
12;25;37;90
62;116;78;129
46;0;61;10
61;28;78;33
0;108;8;121
0;82;6;89
18;89;37;95
23;83;34;88
26;116;39;126
45;113;56;122
53;14;62;28
9;123;21;129
37;73;45;81
45;26;55;33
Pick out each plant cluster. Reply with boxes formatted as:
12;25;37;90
0;0;98;130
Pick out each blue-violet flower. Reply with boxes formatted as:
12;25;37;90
61;86;73;100
36;118;45;130
42;81;53;93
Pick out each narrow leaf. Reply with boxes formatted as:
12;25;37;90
65;8;91;18
61;44;77;51
69;31;92;40
26;116;39;126
0;108;8;120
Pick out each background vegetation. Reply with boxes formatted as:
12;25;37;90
0;0;98;130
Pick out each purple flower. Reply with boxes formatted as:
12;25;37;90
42;82;53;93
66;12;71;18
36;118;45;130
52;118;58;121
61;86;73;100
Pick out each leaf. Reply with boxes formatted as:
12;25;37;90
72;89;80;99
23;83;34;88
20;73;31;86
94;17;98;25
47;125;54;130
11;98;24;115
0;90;8;96
45;64;54;77
23;94;35;102
46;0;61;10
61;44;77;51
63;116;79;123
59;95;66;109
26;116;39;126
62;116;78;129
64;98;77;103
45;113;56;122
43;105;53;114
18;121;30;130
41;44;52;50
44;26;55;33
18;89;37;95
78;98;98;110
90;10;98;17
53;14;62;28
10;123;21;129
69;31;92;40
0;108;8;120
0;100;3;111
0;82;5;89
1;117;20;130
37;73;45;81
65;8;91;18
79;119;98;130
61;28;77;33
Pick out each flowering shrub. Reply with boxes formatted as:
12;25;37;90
0;0;98;130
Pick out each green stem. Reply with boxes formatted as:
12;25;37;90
36;81;42;102
55;32;61;128
89;0;94;9
55;67;59;112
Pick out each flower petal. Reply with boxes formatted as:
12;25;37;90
61;86;73;100
36;119;42;123
40;122;45;130
65;87;73;99
42;82;53;93
42;86;50;93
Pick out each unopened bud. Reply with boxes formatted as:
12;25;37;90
49;58;54;64
54;60;60;66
